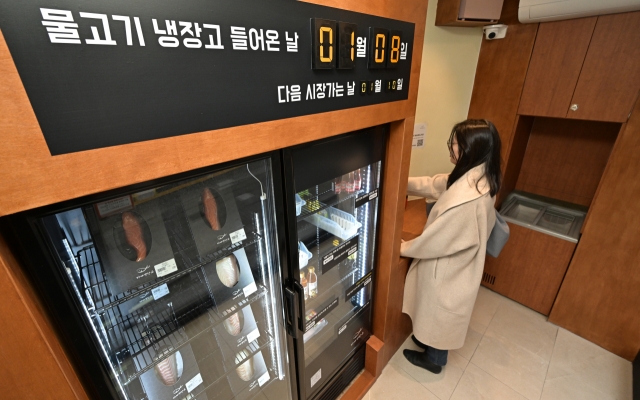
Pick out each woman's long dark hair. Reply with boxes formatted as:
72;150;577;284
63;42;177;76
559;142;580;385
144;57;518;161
447;119;502;197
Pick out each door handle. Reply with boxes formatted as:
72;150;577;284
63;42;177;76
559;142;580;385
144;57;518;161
293;281;306;332
284;287;298;339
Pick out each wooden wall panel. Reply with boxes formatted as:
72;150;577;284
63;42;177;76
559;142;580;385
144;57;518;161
482;223;576;316
401;199;427;241
381;256;413;365
467;0;538;165
549;99;640;360
515;118;620;206
372;117;415;348
518;17;596;118
569;12;640;123
497;115;533;207
0;234;88;399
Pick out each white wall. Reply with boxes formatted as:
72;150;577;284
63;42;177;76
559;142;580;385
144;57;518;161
409;0;484;178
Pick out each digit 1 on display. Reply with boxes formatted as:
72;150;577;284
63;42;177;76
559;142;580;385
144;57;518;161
368;27;388;69
387;30;402;68
337;22;357;69
311;18;336;69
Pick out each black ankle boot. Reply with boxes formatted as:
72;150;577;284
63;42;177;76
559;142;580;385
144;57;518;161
411;335;428;349
403;349;442;374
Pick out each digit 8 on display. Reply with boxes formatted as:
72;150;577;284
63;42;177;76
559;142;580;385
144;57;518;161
311;18;336;69
387;30;402;69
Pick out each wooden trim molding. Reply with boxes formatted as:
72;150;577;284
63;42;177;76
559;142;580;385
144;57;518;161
0;233;88;399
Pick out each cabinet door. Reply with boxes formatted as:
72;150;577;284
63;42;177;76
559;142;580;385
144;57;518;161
568;12;640;122
518;17;596;118
549;100;640;360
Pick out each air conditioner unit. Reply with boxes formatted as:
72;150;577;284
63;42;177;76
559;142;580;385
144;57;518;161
519;0;640;23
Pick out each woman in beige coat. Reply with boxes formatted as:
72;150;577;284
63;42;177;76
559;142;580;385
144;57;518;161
400;119;501;374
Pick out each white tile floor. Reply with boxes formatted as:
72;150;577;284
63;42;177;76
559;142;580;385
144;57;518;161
363;287;633;400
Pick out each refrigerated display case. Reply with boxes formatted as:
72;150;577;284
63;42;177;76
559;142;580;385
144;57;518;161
13;156;295;400
283;126;386;400
7;125;387;400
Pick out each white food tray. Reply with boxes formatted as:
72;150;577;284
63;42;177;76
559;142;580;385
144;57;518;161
298;241;312;269
295;193;306;216
306;207;361;240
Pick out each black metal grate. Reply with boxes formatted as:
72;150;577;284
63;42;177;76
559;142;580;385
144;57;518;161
77;231;263;314
74;240;272;390
314;346;365;400
482;272;496;286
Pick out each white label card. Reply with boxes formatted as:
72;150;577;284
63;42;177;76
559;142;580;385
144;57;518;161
310;369;322;388
151;283;170;300
95;195;133;217
185;373;203;393
229;228;247;245
243;281;258;297
154;258;178;278
258;371;270;387
246;328;260;344
412;123;426;148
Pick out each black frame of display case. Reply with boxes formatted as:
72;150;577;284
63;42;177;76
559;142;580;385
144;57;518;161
4;150;298;400
281;124;387;400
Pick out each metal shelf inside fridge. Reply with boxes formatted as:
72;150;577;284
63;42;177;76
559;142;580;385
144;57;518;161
104;284;270;372
76;231;263;315
124;322;275;386
296;189;362;221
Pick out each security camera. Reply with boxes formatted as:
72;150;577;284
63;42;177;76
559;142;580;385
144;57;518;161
483;24;507;40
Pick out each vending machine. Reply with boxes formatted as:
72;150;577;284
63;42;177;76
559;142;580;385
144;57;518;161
282;126;385;400
12;155;295;400
8;126;385;400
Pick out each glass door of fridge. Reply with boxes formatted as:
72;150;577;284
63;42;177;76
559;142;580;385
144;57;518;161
38;159;293;400
295;162;381;398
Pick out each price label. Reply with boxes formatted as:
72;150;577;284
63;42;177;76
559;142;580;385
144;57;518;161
258;371;270;387
310;369;322;387
186;373;203;393
230;228;247;245
243;281;258;297
95;195;133;218
154;259;178;278
246;328;261;344
151;283;170;300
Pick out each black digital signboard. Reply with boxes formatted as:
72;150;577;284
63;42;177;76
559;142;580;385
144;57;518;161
0;0;414;155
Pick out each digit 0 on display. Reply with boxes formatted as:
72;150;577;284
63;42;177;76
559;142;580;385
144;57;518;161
387;30;402;68
368;27;388;69
311;18;336;69
337;22;357;69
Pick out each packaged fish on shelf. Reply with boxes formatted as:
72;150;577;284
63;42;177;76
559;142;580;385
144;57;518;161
138;344;206;400
213;302;261;352
228;350;270;398
84;196;181;296
179;171;247;262
201;247;258;314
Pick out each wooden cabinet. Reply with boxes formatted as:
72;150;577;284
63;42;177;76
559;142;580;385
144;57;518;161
470;2;640;359
519;12;640;122
548;99;640;360
482;222;577;316
568;12;640;122
518;18;596;118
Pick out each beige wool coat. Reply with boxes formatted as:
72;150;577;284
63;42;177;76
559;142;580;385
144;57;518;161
400;164;496;350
